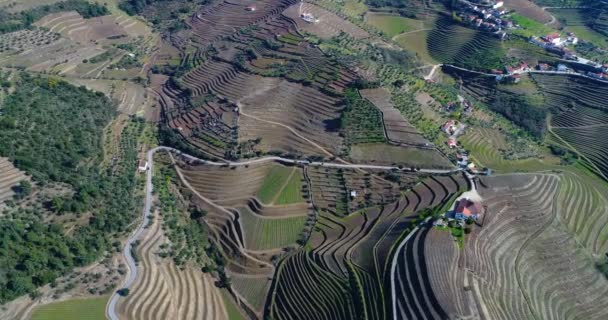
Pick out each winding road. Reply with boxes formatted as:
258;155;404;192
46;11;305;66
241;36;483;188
106;146;460;320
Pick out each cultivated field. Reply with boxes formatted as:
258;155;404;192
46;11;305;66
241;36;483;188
0;157;28;206
270;172;469;319
505;0;554;24
283;2;369;39
392;173;608;319
360;87;431;146
533;73;608;180
471;174;608;319
426;16;503;69
116;213;228;320
350;143;453;168
365;12;426;38
30;296;108;320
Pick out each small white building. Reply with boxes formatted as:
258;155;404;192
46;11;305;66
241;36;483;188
138;160;149;172
493;1;504;9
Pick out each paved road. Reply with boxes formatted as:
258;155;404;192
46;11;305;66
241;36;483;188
160;146;459;174
444;64;608;84
105;146;460;319
106;148;155;320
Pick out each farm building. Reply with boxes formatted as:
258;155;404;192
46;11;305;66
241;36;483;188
441;120;458;135
138;160;149;172
504;62;529;75
543;33;563;46
454;198;483;220
447;138;457;148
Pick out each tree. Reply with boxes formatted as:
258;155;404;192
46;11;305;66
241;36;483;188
12;180;32;199
117;288;130;296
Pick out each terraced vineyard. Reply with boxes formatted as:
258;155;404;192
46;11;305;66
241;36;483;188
426;16;504;70
532;73;608;180
360;87;430;146
391;173;608;319
269;172;469;319
75;0;608;319
472;174;608;319
117;212;229;320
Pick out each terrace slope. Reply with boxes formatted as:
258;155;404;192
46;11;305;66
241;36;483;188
469;174;608;319
116;210;228;320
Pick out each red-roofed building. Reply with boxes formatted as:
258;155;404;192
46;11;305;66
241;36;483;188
455;198;482;220
543;33;563;46
447;138;457;148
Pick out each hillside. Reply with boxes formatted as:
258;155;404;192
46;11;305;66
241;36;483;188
1;0;608;319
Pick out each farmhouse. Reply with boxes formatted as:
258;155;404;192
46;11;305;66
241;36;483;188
543;33;563;46
441;120;458;135
504;62;529;75
454;198;482;220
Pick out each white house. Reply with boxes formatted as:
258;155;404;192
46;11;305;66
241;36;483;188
138;160;149;172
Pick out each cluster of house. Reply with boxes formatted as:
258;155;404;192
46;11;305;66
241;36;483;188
527;32;608;79
441;119;466;148
529;32;579;53
434;197;484;227
455;0;512;39
491;61;530;83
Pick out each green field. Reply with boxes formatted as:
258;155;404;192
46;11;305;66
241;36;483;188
221;290;245;320
30;296;108;320
511;14;554;37
240;208;307;250
275;171;304;205
365;13;421;38
256;166;294;204
394;29;438;64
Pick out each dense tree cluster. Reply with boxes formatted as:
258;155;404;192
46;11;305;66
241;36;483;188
0;74;142;302
488;93;547;138
0;0;109;34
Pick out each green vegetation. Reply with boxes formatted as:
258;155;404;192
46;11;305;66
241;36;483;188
153;162;209;266
364;0;423;17
427;16;506;71
0;0;109;34
366;13;419;37
0;74;142;302
221;290;245;320
340;88;386;145
488;92;547;138
86;50;115;64
275;171;304;205
256;166;293;204
511;14;554;37
240;209;307;250
30;296;108;320
0;75;113;185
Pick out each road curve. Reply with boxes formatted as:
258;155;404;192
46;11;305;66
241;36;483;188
106;148;155;320
106;146;460;319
